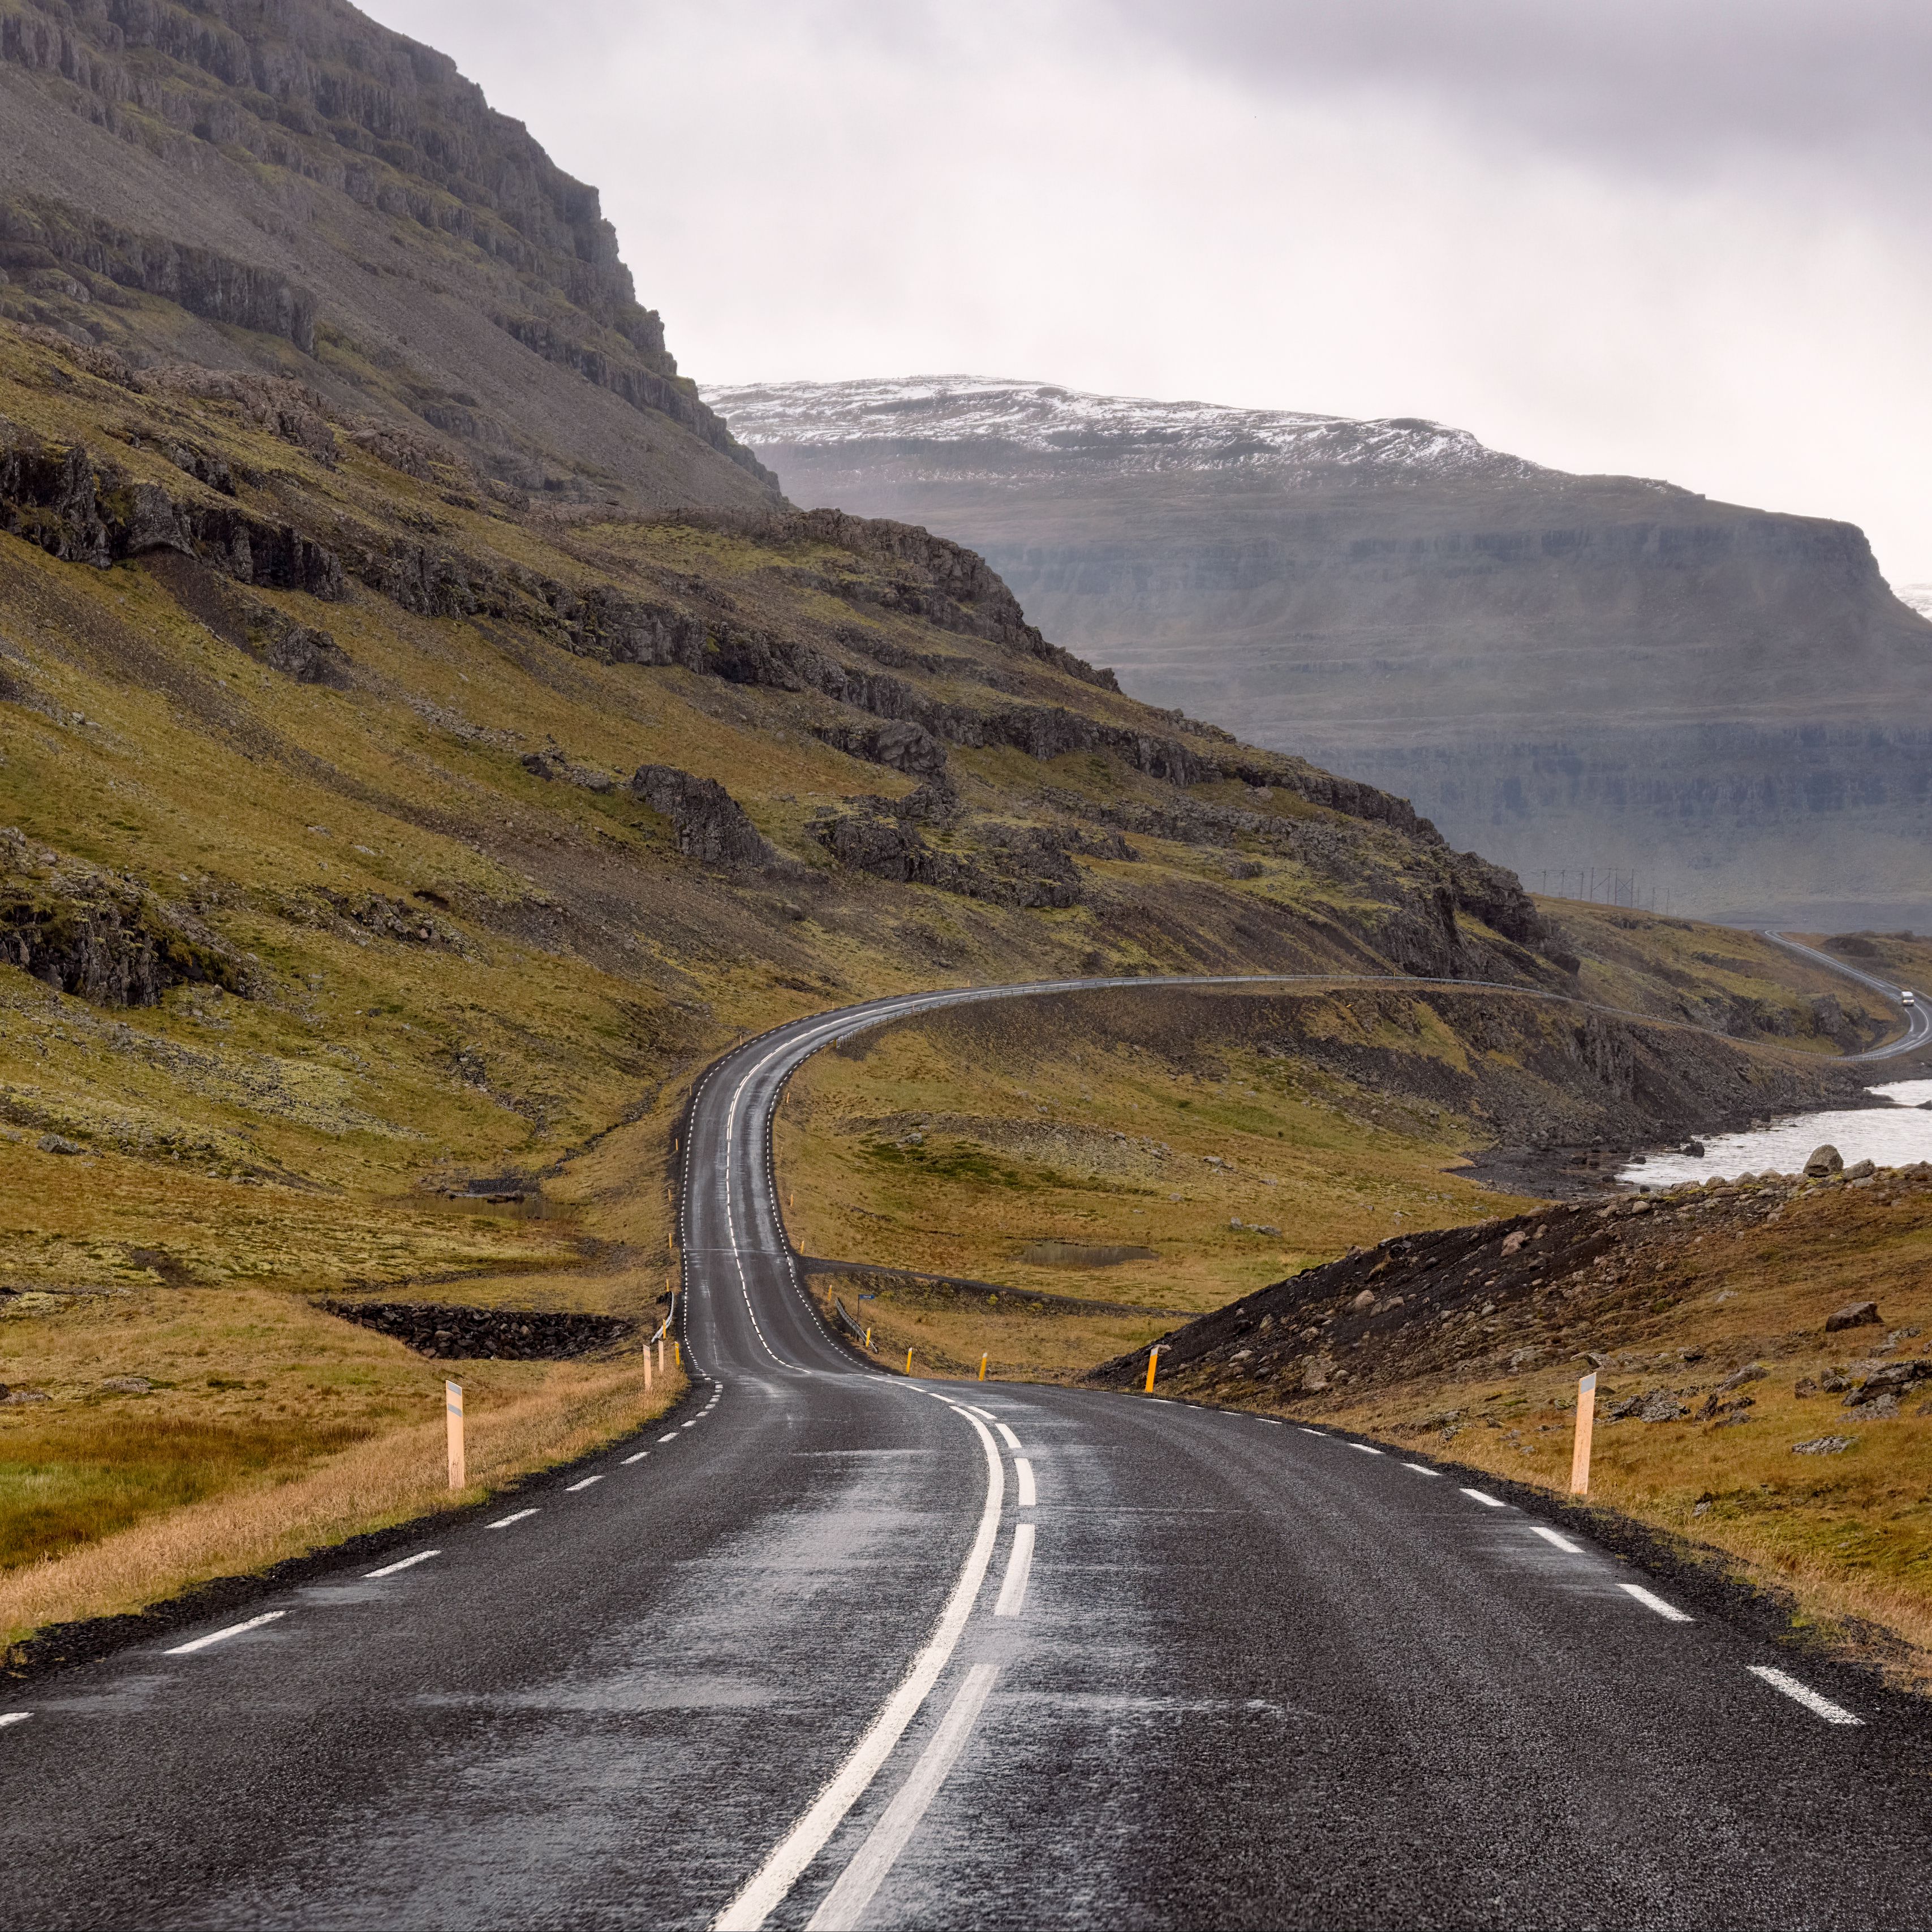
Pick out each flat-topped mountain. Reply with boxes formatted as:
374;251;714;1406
711;376;1932;931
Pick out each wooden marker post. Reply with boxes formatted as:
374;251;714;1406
445;1379;466;1490
1144;1346;1161;1394
1570;1370;1598;1496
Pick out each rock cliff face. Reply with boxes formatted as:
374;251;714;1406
0;0;776;510
710;377;1932;930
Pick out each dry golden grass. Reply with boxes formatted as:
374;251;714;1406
809;1272;1173;1383
1;1342;682;1654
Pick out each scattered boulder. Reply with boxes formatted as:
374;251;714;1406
1610;1388;1689;1423
1842;1359;1932;1406
1718;1362;1767;1391
36;1133;83;1154
100;1375;151;1393
1826;1300;1882;1333
1844;1159;1877;1180
1805;1144;1844;1177
0;1387;50;1404
1792;1435;1855;1455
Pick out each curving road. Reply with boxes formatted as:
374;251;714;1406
1760;931;1931;1061
6;973;1932;1929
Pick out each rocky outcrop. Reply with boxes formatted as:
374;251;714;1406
0;830;248;1005
814;812;1086;909
0;191;316;349
631;765;777;870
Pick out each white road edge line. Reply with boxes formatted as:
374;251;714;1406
711;1407;1005;1931
622;1452;650;1465
1747;1664;1862;1725
1298;1427;1324;1436
1460;1487;1508;1508
995;1422;1022;1452
804;1663;1002;1932
1402;1463;1441;1477
993;1522;1036;1617
1349;1443;1383;1456
163;1610;287;1655
0;1712;29;1728
1621;1582;1693;1623
364;1550;441;1578
486;1508;539;1529
565;1475;605;1492
1530;1526;1582;1554
1014;1457;1036;1508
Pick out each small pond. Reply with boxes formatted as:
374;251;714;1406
1619;1079;1932;1187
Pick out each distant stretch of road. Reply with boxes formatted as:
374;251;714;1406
1762;930;1931;1061
5;967;1931;1929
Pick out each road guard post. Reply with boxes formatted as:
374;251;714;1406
1570;1370;1597;1495
446;1379;466;1489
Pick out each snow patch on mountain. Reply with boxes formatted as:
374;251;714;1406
702;374;1560;485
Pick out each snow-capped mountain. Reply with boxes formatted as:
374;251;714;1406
703;375;1560;487
705;371;1931;932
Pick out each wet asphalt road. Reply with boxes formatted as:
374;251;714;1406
6;975;1932;1930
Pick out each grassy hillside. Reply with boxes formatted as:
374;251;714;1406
0;311;1615;1656
778;962;1891;1382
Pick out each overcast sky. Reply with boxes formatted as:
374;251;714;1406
368;0;1932;583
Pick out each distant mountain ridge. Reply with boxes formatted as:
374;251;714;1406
710;375;1932;931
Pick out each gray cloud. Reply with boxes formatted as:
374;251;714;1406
1103;0;1932;186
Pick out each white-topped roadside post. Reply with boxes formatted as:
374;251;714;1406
446;1379;466;1490
1570;1371;1597;1496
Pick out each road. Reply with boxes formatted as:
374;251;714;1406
1761;930;1932;1061
6;973;1932;1929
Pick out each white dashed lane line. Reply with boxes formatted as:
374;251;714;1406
657;1433;679;1444
163;1610;287;1656
1621;1582;1693;1624
622;1451;650;1465
1530;1526;1582;1554
0;1713;30;1728
682;1421;701;1430
1461;1488;1509;1509
364;1550;440;1578
1014;1457;1036;1507
995;1422;1022;1452
565;1475;605;1493
993;1523;1036;1617
1402;1464;1442;1478
1748;1665;1862;1725
486;1509;539;1530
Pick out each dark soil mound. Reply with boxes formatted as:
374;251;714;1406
318;1300;634;1361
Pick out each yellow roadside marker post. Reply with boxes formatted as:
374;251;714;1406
906;1346;914;1374
674;1339;681;1369
864;1327;872;1350
446;1379;466;1489
979;1353;989;1382
1570;1370;1598;1496
1144;1346;1161;1394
